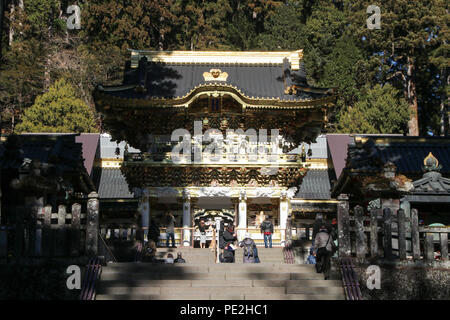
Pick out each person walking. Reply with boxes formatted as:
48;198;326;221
239;233;257;263
313;224;333;280
165;212;176;248
260;216;274;248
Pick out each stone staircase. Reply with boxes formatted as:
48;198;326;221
96;247;345;300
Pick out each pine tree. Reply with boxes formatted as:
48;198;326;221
338;84;410;134
15;78;97;133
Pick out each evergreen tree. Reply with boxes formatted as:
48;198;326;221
15;78;97;133
338;83;410;134
346;0;448;136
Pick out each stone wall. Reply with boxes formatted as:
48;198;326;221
353;260;450;300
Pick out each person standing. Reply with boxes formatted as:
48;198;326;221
198;219;207;248
313;224;333;280
260;216;274;248
165;212;176;248
222;224;237;263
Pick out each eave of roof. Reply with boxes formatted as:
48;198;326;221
95;83;335;109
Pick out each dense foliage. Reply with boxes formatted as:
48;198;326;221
0;0;448;135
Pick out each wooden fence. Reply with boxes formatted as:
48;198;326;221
0;192;99;260
338;205;449;261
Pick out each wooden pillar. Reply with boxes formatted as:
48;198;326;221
411;208;420;260
86;192;99;257
70;203;81;256
397;209;407;260
383;208;393;260
370;208;379;258
354;205;366;259
337;194;350;257
440;232;448;261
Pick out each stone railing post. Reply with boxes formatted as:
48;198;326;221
411;208;420;260
397;209;407;260
370;208;380;258
70;203;81;256
337;194;350;257
354;205;366;259
86;192;99;257
383;208;393;260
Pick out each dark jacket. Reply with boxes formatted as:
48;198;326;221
222;229;237;245
174;257;186;263
260;220;274;234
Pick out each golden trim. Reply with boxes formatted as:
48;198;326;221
95;84;336;110
291;199;338;204
129;49;304;71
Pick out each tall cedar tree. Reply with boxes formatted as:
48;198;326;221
346;0;448;136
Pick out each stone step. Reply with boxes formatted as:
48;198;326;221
95;293;345;300
103;263;316;273
97;285;344;295
100;271;325;281
98;279;342;288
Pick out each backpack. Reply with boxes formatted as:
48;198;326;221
244;242;254;258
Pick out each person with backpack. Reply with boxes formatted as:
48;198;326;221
239;233;257;263
260;216;274;248
313;224;333;280
174;252;186;263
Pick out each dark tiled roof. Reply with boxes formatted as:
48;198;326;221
99;61;333;102
92;167;134;199
412;171;450;194
346;137;450;176
1;134;83;172
296;169;331;199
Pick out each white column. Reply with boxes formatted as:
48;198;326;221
182;189;191;246
139;188;150;243
215;217;222;263
238;191;247;242
279;191;289;247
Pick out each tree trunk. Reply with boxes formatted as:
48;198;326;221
8;3;14;46
406;56;419;136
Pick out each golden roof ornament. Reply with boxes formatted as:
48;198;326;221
423;152;441;172
203;69;228;82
